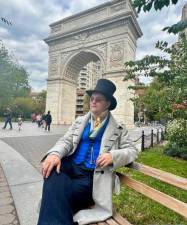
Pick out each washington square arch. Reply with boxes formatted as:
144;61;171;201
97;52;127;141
44;0;142;128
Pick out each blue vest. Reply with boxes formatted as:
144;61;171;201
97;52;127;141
72;118;109;170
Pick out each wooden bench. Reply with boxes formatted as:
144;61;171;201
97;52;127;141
89;162;187;225
89;214;132;225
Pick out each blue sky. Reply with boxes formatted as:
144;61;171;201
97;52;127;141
0;0;186;91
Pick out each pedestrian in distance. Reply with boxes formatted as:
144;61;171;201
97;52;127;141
2;107;13;130
37;79;138;225
17;115;23;131
31;113;36;123
36;113;42;127
41;113;46;128
45;111;52;132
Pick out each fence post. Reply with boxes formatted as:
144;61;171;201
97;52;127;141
157;128;159;144
141;130;144;151
151;129;153;147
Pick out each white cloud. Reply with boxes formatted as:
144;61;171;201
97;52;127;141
0;0;186;91
0;27;9;37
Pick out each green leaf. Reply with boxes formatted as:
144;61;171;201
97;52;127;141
146;2;153;11
163;19;187;34
171;0;178;4
133;0;179;13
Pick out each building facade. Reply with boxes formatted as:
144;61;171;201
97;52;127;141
76;61;102;116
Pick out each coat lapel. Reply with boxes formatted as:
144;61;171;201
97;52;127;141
72;112;91;150
72;112;122;153
100;113;122;153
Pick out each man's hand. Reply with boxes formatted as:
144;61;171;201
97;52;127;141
42;154;61;179
96;153;113;168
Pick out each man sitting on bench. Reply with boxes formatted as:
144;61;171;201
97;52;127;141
37;79;138;225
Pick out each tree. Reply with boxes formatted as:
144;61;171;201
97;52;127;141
12;97;34;119
134;0;179;13
33;90;47;113
133;0;187;34
0;41;30;115
11;90;47;120
124;33;187;121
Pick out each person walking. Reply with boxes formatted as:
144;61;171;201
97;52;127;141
2;107;13;130
37;79;138;225
45;111;52;132
36;114;42;127
41;113;46;128
17;115;23;131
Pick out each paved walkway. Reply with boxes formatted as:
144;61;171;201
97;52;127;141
0;121;159;225
0;164;19;225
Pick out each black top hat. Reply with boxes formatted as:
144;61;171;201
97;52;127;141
86;79;117;110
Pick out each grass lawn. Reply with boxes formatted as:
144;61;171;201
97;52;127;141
113;146;187;225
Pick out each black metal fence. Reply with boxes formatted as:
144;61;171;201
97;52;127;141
132;127;165;151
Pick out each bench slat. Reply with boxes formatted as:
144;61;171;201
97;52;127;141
118;173;187;219
131;162;187;190
105;218;119;225
98;222;108;225
113;214;132;225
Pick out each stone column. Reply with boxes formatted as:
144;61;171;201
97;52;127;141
58;79;77;124
46;78;77;125
104;74;135;128
104;38;136;128
46;79;61;124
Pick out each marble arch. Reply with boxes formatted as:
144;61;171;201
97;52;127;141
44;0;142;127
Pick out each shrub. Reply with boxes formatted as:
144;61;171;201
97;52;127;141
164;119;187;159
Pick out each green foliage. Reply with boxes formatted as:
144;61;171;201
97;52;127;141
137;81;173;121
125;34;187;121
166;119;187;146
12;97;35;119
132;0;187;34
32;90;46;114
164;144;187;159
164;119;187;159
10;92;46;120
0;41;30;113
133;0;178;13
37;90;47;100
163;19;187;34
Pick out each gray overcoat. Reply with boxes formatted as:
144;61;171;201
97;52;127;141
45;112;138;224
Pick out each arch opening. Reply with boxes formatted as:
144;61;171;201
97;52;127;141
62;51;104;119
64;51;105;83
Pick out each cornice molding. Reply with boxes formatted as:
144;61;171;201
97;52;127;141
44;12;142;44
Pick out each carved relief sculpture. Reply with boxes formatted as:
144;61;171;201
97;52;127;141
110;42;124;68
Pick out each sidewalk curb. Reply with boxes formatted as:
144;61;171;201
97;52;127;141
0;140;43;225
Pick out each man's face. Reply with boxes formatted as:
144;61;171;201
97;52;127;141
90;92;110;115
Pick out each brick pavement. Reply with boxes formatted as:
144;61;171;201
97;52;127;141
0;164;20;225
